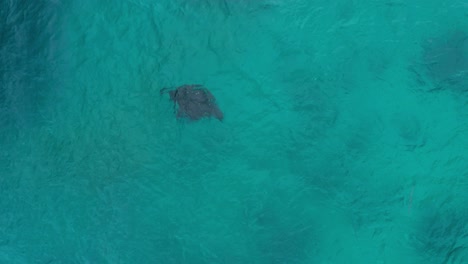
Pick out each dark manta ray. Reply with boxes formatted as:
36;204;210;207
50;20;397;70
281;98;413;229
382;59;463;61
160;84;223;121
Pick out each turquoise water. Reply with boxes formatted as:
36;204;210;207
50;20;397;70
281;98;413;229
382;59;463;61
1;0;467;263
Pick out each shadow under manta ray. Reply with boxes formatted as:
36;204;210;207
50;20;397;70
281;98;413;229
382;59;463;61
160;84;224;121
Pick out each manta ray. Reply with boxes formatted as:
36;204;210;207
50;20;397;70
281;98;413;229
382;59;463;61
160;84;223;121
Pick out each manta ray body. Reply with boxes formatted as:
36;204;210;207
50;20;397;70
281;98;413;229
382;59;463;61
161;84;223;121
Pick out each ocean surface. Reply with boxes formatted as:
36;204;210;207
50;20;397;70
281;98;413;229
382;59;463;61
1;0;467;263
